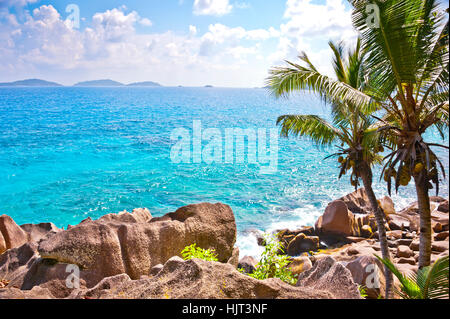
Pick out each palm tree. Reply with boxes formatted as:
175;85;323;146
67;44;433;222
375;254;449;299
267;39;394;298
350;0;449;268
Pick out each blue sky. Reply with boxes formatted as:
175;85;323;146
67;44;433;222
0;0;358;87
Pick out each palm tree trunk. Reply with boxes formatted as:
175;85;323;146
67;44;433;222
413;174;432;268
360;162;394;299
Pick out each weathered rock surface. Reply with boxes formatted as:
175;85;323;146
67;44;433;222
410;240;420;252
296;256;361;299
149;264;163;276
396;245;414;258
70;257;343;299
0;215;28;255
286;234;319;256
20;222;61;244
1;255;362;299
338;188;372;215
0;242;40;289
343;255;384;299
388;214;411;231
437;200;449;213
397;257;416;265
36;203;236;286
227;247;240;268
435;231;449;241
289;256;313;276
277;227;316;250
0;286;55;299
0;233;4;255
315;200;359;237
378;196;396;216
387;230;403;240
431;241;449;253
238;256;258;274
277;226;316;239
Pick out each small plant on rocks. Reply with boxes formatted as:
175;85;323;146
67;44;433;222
181;243;219;262
249;234;297;285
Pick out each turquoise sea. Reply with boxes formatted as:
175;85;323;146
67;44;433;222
0;87;448;257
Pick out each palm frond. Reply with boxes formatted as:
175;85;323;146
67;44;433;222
375;254;422;299
266;58;373;110
418;255;449;299
351;0;446;112
276;115;343;147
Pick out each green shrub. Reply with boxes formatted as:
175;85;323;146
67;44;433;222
181;243;219;262
358;285;368;299
248;234;297;285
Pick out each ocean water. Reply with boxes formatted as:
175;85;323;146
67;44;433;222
0;87;448;258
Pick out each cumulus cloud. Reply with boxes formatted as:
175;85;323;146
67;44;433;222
268;0;358;76
4;5;82;68
0;0;358;86
139;18;152;27
198;23;278;58
0;4;280;86
91;8;140;42
202;23;278;44
282;0;356;40
193;0;233;16
189;25;197;36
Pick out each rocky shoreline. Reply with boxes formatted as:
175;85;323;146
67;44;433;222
251;189;449;299
0;190;448;299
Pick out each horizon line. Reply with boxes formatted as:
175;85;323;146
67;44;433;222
0;78;269;89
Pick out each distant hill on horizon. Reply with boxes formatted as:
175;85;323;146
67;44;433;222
0;79;260;89
73;79;164;87
73;79;125;87
127;81;161;87
0;79;63;87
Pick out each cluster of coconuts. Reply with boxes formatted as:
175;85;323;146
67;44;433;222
384;158;437;187
338;156;358;186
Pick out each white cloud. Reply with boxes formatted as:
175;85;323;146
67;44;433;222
198;23;278;58
189;25;197;36
0;1;358;86
268;0;357;77
5;5;82;68
0;4;277;86
234;2;250;10
193;0;233;16
139;18;152;27
282;0;355;40
203;23;278;44
91;8;139;42
227;45;258;60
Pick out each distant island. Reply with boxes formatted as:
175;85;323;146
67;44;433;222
73;79;125;87
74;79;163;87
0;79;232;89
0;79;62;87
127;81;161;87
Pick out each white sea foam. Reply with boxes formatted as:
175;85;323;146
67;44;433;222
236;232;265;260
266;205;321;233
